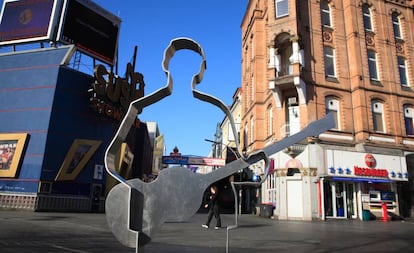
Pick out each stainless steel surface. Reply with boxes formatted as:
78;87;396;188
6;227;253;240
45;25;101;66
104;37;335;249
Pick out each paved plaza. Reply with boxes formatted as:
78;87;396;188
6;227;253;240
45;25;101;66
1;210;414;252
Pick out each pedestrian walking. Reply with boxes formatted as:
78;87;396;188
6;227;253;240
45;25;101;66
202;185;221;230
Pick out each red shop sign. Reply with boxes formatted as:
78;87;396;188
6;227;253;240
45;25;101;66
354;166;388;178
365;154;376;168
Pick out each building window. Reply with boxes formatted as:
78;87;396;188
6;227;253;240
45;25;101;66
245;47;249;70
251;76;255;102
404;106;414;136
287;168;301;176
251;36;255;60
243;123;248;148
275;0;288;18
362;4;373;32
274;33;293;77
392;12;402;39
281;44;293;76
245;83;250;108
250;117;255;144
325;97;340;130
398;56;409;86
372;100;385;133
268;106;273;136
320;1;331;27
367;50;379;81
324;46;336;77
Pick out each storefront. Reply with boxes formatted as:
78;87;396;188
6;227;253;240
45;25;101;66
320;149;408;220
259;144;409;221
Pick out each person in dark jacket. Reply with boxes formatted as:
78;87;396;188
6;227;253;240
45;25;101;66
202;185;221;229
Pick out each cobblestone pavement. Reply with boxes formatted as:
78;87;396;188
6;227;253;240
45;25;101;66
1;210;414;252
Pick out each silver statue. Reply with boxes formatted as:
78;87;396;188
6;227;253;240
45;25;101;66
104;37;335;250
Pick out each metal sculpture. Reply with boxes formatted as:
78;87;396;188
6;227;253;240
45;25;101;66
104;37;335;251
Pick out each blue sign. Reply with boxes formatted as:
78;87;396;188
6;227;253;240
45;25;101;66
162;156;189;165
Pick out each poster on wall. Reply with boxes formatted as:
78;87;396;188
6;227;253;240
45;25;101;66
0;133;29;177
93;164;103;180
55;139;101;181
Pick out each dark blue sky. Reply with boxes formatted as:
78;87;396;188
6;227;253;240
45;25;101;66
0;0;248;156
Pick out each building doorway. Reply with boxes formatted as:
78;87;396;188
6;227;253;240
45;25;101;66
400;154;414;218
324;181;357;219
287;179;303;218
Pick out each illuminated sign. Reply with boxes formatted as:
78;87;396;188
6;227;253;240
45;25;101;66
90;63;145;124
0;0;60;45
57;0;120;65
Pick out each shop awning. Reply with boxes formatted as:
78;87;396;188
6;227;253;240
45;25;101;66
329;176;393;183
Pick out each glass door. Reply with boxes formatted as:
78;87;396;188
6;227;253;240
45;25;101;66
335;182;345;218
324;181;348;218
324;181;333;217
346;183;357;219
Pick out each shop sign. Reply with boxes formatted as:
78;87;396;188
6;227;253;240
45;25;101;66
162;156;189;165
354;166;388;178
364;154;376;168
89;63;145;124
326;150;406;180
161;156;225;166
188;157;225;166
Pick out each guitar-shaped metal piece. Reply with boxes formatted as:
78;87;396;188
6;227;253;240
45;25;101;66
104;37;335;248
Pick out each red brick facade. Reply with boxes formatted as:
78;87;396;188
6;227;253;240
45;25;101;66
241;0;414;153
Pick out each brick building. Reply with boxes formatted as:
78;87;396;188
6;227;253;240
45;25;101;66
241;0;414;220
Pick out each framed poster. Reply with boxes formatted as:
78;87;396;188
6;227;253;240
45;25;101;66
0;133;29;177
55;139;101;181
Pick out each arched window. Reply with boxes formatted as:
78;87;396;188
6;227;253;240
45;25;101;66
274;33;293;77
362;4;373;31
392;12;402;39
325;97;340;130
320;1;332;27
404;105;414;136
372;100;385;132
